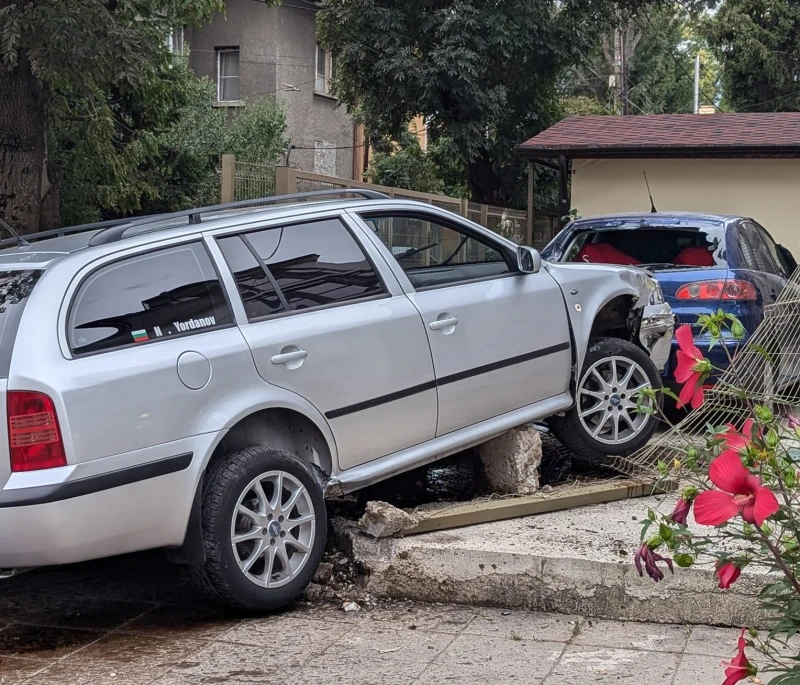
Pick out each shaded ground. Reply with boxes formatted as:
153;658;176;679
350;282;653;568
0;550;737;684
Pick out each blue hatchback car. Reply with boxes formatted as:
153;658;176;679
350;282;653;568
540;212;797;389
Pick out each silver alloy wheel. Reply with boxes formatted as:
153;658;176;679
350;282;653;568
230;470;316;589
577;355;653;446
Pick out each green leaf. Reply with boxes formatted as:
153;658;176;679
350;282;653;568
749;344;773;363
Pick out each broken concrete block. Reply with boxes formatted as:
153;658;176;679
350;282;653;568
357;501;419;538
477;425;542;495
313;562;333;584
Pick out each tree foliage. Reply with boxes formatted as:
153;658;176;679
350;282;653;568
54;54;289;226
562;4;722;115
0;0;285;233
704;0;800;112
318;0;678;208
367;131;468;198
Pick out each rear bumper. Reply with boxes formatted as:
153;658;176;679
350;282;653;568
0;435;217;569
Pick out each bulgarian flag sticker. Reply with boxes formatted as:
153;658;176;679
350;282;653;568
132;329;149;343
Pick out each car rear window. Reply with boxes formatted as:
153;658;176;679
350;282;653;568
0;270;43;378
561;227;726;268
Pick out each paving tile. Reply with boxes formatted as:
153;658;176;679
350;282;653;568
148;640;305;684
122;604;246;641
329;625;453;665
0;624;102;661
218;615;352;652
295;656;424;685
570;618;691;653
0;657;49;684
672;653;728;685
463;609;578;643
438;633;563;676
29;633;209;685
684;625;741;657
363;604;478;633
418;661;547;685
20;600;154;632
543;645;679;684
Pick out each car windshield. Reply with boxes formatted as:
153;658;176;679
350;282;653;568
561;226;727;269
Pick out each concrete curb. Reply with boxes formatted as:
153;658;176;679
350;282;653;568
334;495;772;627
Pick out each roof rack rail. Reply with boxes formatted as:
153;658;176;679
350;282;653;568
88;188;389;247
0;216;146;249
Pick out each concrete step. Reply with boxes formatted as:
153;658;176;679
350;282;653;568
336;492;770;627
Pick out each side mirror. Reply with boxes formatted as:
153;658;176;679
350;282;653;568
516;245;541;274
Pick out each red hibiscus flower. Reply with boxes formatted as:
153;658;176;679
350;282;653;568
721;628;756;685
674;325;708;409
693;450;780;527
716;562;742;590
717;419;756;453
669;496;693;525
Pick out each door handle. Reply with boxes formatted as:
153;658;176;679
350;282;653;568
429;317;459;331
271;349;308;365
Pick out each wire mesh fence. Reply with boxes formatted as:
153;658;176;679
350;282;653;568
234;161;276;201
612;268;800;480
224;160;560;245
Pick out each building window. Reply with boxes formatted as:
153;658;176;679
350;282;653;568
315;43;335;95
166;27;184;55
216;48;240;102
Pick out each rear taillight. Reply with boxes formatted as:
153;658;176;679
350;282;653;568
7;391;66;472
675;279;756;301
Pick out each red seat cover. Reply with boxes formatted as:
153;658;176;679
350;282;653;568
673;246;715;267
574;243;640;265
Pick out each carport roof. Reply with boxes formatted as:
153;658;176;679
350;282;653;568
518;113;800;159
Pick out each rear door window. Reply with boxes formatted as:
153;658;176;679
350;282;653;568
231;218;386;313
68;242;232;355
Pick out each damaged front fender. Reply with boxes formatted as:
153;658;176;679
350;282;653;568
544;262;675;373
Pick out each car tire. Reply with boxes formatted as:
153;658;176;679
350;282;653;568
548;337;662;466
191;446;327;612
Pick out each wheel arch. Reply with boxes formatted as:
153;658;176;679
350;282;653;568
168;404;334;566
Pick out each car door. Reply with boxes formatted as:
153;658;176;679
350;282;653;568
212;215;437;471
355;210;572;436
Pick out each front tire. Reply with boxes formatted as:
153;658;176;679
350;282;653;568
192;446;327;612
549;337;662;466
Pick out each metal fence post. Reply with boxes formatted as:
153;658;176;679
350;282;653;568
526;161;535;246
220;154;235;203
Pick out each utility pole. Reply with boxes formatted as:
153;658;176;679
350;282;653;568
693;54;701;114
612;18;630;115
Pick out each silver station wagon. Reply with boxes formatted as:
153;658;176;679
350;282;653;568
0;190;673;610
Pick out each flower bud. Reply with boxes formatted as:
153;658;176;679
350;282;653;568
731;319;746;340
755;404;774;423
766;428;779;449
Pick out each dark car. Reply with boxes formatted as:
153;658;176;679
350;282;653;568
541;212;798;389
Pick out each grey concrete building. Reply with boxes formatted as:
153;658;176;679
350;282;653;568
184;0;356;180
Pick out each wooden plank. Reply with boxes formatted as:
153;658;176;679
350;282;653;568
406;479;677;535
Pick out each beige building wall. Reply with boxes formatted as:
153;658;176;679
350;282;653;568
571;158;800;251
